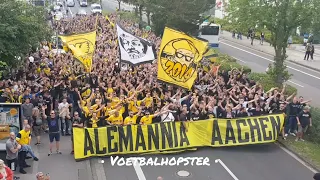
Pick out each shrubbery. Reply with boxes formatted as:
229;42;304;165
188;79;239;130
308;107;320;144
216;54;251;74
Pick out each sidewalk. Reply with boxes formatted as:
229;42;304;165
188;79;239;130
15;134;93;180
220;31;320;72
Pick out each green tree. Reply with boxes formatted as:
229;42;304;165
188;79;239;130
0;0;51;67
132;0;215;35
227;0;314;84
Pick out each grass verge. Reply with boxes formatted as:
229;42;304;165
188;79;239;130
278;137;320;170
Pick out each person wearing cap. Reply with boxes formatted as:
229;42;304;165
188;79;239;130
296;106;312;141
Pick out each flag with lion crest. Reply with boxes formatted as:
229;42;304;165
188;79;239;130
59;31;97;72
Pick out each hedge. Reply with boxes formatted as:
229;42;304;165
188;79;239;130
216;53;252;74
308;107;320;144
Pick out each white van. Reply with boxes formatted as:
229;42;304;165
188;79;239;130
80;0;88;7
91;3;102;14
67;0;75;7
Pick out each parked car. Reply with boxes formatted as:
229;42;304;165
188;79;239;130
67;0;75;7
79;0;88;7
91;3;102;14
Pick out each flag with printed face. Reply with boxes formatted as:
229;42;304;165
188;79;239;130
116;24;156;65
59;31;96;72
157;27;208;89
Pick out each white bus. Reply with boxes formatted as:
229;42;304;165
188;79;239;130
199;21;221;48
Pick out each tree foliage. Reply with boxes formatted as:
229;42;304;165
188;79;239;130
227;0;314;84
128;0;215;35
0;0;52;67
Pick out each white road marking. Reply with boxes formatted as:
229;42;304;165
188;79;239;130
221;40;320;75
233;50;304;88
68;7;73;17
130;158;147;180
232;56;247;63
221;41;320;80
276;142;317;173
288;80;304;87
215;159;239;180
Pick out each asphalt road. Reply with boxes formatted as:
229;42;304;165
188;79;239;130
102;145;315;180
63;2;318;180
219;39;320;107
67;1;320;107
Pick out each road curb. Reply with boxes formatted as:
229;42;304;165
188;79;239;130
287;60;320;73
276;141;320;172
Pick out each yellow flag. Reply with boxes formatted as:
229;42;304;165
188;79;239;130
59;31;96;72
157;27;208;89
105;15;115;27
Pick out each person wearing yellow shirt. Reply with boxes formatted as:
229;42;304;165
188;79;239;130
16;125;39;162
140;110;172;125
89;112;99;128
81;84;92;98
142;92;153;108
124;110;141;125
91;99;105;117
104;101;114;117
108;111;123;126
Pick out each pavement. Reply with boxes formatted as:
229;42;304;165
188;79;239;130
0;133;92;180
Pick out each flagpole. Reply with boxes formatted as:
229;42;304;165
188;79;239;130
95;14;99;30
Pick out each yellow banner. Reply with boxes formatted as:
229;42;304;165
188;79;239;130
73;114;284;160
59;31;96;72
157;27;208;89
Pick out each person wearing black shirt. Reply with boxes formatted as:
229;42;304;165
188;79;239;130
190;109;200;121
45;110;61;156
285;97;302;137
237;107;248;117
248;105;262;117
43;92;52;116
271;103;287;139
296;106;312;141
71;111;83;154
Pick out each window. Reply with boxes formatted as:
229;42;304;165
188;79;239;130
201;26;219;35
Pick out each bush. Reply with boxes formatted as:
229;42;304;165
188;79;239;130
308;107;320;144
217;53;251;74
248;72;297;95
